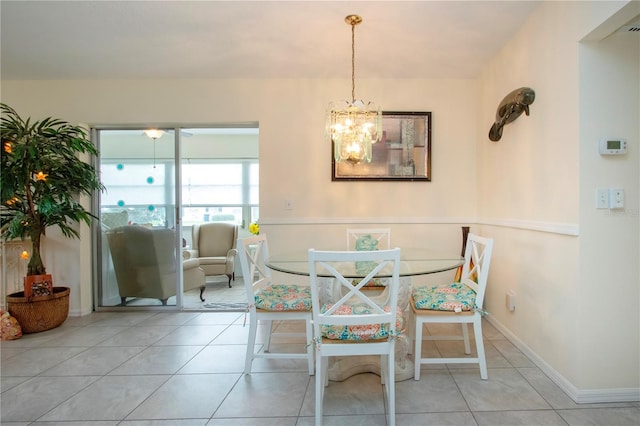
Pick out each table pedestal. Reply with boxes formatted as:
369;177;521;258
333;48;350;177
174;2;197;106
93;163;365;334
319;277;414;382
328;333;413;382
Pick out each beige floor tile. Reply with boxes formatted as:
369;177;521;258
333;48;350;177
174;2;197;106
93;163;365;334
474;409;567;425
126;373;240;420
42;346;146;376
557;407;640;425
207;417;297;425
153;324;228;346
0;376;101;422
300;373;385;417
178;345;247;374
395;370;469;413
109;345;204;375
38;375;169;421
397;412;477;425
214;372;310;418
451;368;551;411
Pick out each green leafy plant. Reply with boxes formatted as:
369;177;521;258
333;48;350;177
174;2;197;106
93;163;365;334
0;103;104;277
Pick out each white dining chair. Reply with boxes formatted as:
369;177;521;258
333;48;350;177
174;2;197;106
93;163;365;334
410;233;494;380
236;234;314;375
346;227;391;290
346;227;391;251
308;247;402;426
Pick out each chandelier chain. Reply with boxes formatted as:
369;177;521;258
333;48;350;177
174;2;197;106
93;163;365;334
351;21;356;103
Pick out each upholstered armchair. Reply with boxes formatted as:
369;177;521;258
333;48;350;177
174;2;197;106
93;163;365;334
184;222;238;287
107;225;205;305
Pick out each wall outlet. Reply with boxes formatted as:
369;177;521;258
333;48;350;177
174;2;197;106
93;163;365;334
609;188;624;209
284;199;294;210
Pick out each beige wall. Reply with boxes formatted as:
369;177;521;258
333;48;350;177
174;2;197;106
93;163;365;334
477;0;639;401
1;77;479;307
578;27;639;390
1;0;637;402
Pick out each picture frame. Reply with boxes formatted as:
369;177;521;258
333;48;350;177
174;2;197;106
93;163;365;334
332;111;431;181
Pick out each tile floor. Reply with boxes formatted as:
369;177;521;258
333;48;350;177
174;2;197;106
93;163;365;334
1;311;639;425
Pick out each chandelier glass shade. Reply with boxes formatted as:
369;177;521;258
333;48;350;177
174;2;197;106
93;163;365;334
327;15;382;165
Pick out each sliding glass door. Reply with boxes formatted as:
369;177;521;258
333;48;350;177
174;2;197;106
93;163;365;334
94;127;258;310
96;129;179;308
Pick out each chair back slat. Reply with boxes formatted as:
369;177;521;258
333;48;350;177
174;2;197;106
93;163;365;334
237;234;273;307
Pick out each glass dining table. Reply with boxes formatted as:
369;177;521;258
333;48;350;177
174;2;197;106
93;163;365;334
265;247;464;381
266;247;464;277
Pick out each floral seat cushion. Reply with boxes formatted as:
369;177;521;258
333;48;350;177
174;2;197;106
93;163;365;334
254;284;312;311
320;303;405;341
412;282;477;311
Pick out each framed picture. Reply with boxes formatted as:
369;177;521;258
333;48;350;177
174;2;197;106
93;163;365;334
332;111;431;181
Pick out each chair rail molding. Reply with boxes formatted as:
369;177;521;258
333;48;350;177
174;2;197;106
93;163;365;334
263;217;475;226
478;217;579;236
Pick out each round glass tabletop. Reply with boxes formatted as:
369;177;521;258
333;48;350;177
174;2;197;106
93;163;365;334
266;247;464;277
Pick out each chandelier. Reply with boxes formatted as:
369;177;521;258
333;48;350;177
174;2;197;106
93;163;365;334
327;14;382;165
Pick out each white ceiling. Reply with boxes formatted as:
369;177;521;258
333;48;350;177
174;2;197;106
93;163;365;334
1;1;542;80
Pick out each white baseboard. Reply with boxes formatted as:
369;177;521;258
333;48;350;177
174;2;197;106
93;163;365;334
486;314;640;403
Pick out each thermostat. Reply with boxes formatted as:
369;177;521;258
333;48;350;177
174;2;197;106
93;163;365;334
599;138;627;155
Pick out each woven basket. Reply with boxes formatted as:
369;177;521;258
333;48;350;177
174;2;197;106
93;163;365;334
7;287;70;334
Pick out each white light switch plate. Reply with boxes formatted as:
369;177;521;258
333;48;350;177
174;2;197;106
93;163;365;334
596;189;609;209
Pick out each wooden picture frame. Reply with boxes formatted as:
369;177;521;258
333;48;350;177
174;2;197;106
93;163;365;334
332;111;431;181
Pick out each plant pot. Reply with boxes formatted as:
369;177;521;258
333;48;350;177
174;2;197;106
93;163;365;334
6;287;70;334
23;274;53;298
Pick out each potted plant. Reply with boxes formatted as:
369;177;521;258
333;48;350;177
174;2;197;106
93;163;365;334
1;103;104;332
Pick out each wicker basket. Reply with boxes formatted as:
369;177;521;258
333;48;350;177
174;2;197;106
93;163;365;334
7;287;70;334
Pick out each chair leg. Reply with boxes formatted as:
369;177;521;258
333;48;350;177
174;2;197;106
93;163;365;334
199;285;205;302
322;357;329;387
227;274;232;288
306;318;315;375
387;349;396;426
120;297;127;306
263;320;273;352
315;354;324;426
413;318;423;380
244;314;258;374
473;319;488;380
462;323;471;354
160;298;168;306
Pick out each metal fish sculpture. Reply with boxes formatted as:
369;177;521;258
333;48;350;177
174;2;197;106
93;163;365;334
488;87;535;141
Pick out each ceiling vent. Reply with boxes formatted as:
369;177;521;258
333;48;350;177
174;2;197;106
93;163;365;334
616;21;640;34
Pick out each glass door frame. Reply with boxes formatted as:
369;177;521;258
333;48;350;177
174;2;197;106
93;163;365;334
92;127;184;311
